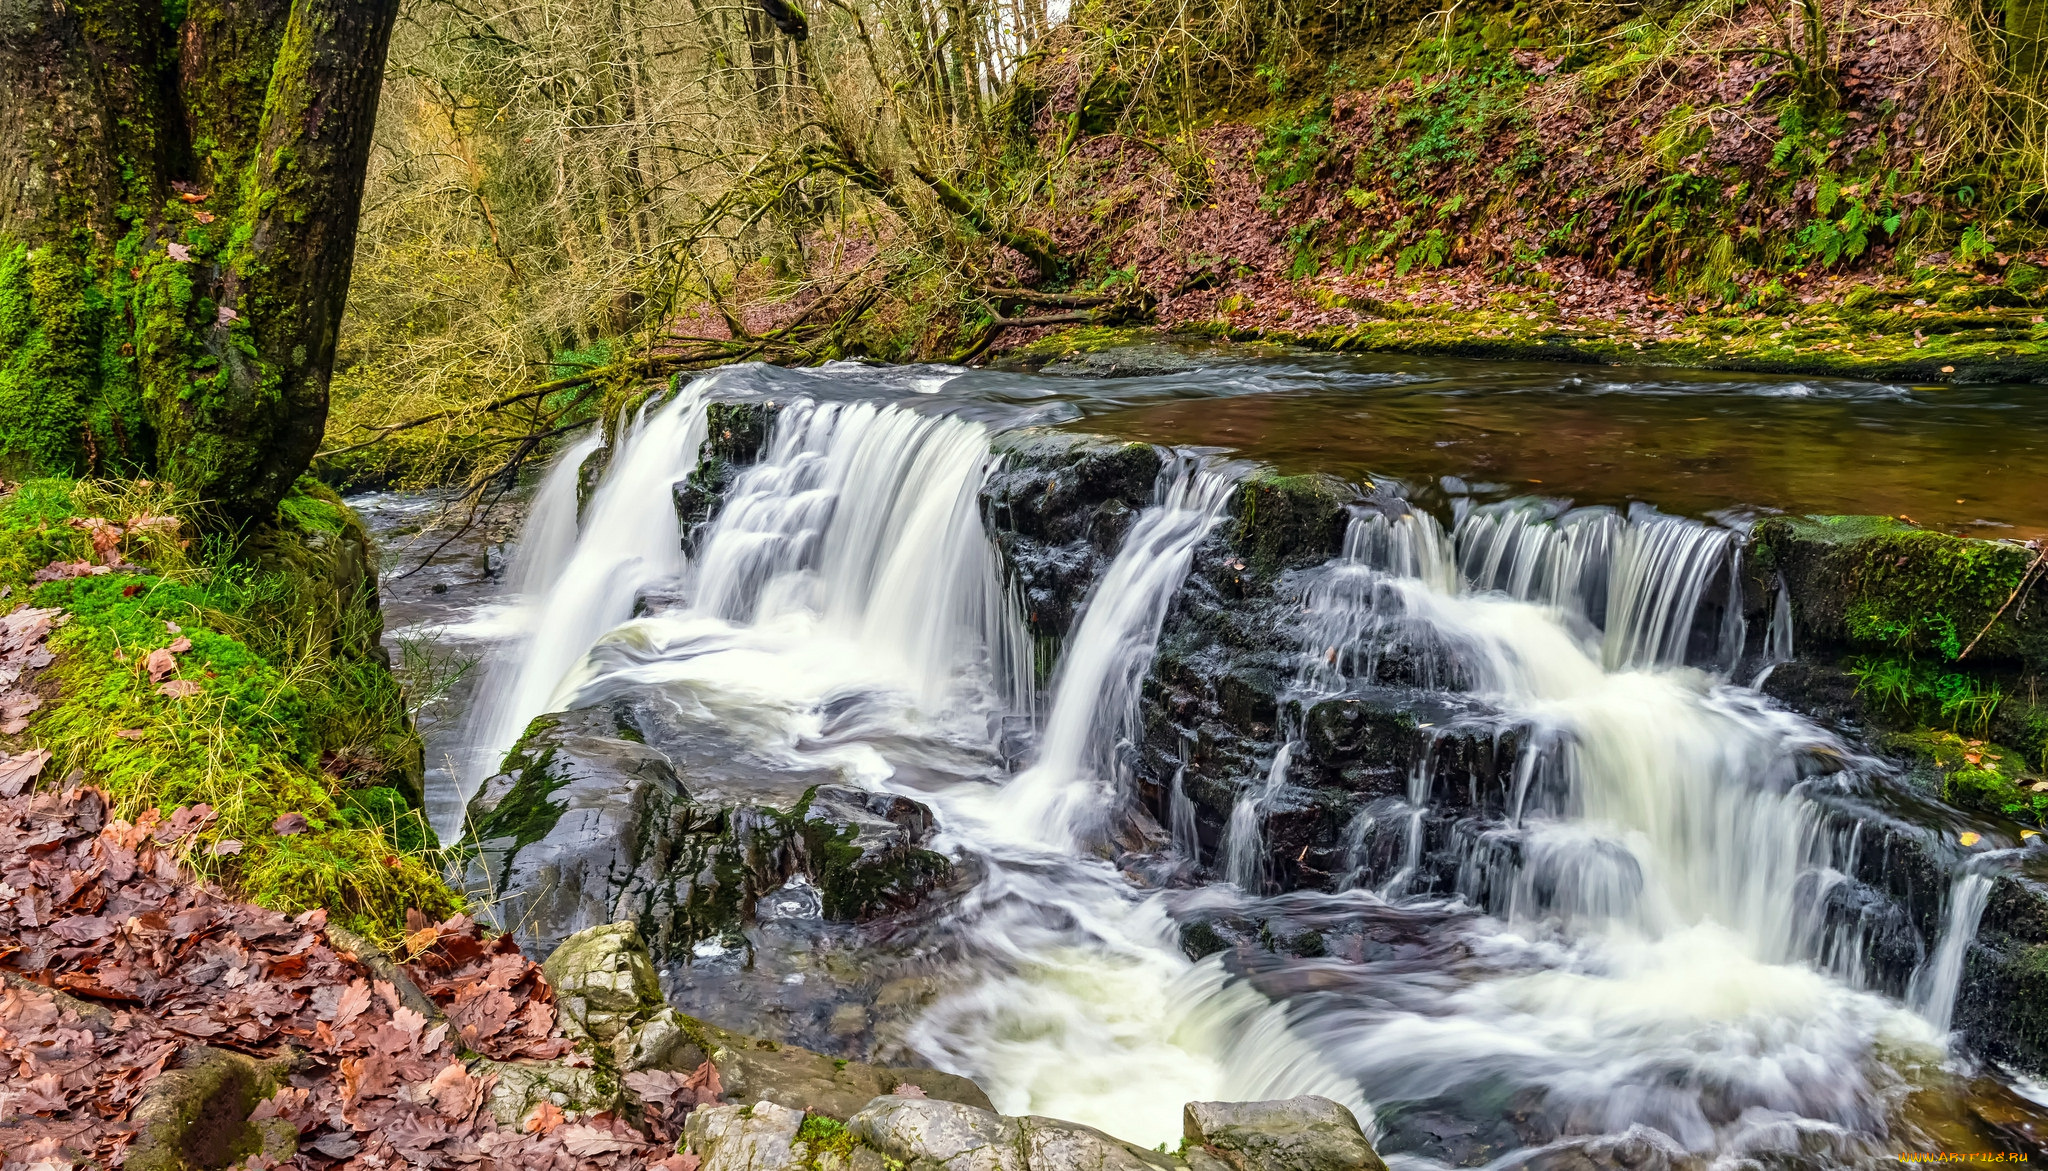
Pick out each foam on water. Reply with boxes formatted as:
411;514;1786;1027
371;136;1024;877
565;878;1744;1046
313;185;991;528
446;374;2002;1160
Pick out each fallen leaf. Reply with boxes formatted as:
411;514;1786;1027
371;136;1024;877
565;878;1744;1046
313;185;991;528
115;729;145;740
525;1101;566;1135
1960;831;1983;847
208;839;243;857
167;636;192;654
166;242;193;262
0;749;52;797
332;979;373;1028
193;209;216;224
272;812;308;836
892;1082;929;1098
561;1125;636;1156
143;648;178;683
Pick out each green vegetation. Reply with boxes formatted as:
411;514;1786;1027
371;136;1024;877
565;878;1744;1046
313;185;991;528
0;478;456;945
1885;728;2048;826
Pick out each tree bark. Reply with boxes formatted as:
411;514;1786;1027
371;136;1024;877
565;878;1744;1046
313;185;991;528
0;0;401;528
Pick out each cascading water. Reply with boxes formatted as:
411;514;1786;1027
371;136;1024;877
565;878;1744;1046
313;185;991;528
473;385;1360;1144
442;384;711;838
1277;505;1947;1157
435;365;2022;1164
1910;862;2000;1033
993;460;1239;850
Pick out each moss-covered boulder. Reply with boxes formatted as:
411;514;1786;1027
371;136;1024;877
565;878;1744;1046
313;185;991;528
462;702;952;960
1753;516;2045;670
1226;473;1353;581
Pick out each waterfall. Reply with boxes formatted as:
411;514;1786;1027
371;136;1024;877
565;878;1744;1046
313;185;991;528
1910;866;1996;1033
996;459;1238;850
1223;741;1295;892
509;429;605;598
1753;574;1796;687
441;364;1997;1160
685;398;1031;711
1168;765;1201;863
444;383;710;834
1281;507;1942;1152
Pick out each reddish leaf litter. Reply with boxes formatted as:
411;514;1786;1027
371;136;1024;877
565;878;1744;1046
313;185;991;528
0;606;62;741
0;786;701;1170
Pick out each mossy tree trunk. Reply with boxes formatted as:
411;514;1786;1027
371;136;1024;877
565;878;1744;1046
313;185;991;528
0;0;400;527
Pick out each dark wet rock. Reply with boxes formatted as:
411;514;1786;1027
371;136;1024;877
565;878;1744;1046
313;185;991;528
1182;1097;1388;1171
462;702;951;960
578;442;610;520
983;430;1165;641
675;401;783;550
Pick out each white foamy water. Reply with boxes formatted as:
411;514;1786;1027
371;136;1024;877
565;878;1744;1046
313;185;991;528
1283;507;1948;1159
441;371;2001;1161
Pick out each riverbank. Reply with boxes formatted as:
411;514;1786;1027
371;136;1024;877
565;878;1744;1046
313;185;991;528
989;260;2048;385
0;477;455;946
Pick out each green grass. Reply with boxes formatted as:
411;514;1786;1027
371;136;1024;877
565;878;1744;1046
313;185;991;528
0;477;458;945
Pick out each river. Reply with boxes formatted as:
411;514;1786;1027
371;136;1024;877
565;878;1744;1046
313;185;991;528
358;350;2048;1168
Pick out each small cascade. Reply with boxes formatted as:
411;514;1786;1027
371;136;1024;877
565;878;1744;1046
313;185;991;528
1274;505;1944;1153
445;386;708;835
1223;741;1296;892
686;398;1032;711
998;458;1239;849
1910;864;1998;1033
508;429;605;598
1600;507;1742;671
1753;574;1796;687
1168;766;1201;863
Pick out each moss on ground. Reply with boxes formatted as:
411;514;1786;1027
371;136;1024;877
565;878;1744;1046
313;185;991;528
0;477;457;945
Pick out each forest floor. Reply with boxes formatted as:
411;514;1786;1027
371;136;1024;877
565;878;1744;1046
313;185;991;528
0;784;693;1170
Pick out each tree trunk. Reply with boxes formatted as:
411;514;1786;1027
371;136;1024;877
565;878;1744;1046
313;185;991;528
0;0;402;528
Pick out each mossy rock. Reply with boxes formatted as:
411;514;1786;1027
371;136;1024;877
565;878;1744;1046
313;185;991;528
463;704;951;960
673;400;782;546
1755;515;2046;671
1227;472;1353;579
124;1047;297;1171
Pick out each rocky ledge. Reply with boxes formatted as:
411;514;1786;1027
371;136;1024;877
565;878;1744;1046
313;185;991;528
461;702;951;962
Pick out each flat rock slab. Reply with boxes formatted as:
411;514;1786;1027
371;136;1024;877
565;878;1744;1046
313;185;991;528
688;1101;806;1171
1183;1097;1387;1171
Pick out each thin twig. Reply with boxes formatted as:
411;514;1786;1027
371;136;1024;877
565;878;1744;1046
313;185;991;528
1958;544;2048;661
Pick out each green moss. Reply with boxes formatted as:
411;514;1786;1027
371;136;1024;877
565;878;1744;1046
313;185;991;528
1885;729;2048;825
0;478;457;945
1757;515;2045;670
465;719;569;851
1229;472;1351;577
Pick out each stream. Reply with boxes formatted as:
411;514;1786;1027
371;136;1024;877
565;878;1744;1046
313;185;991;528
360;350;2048;1168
